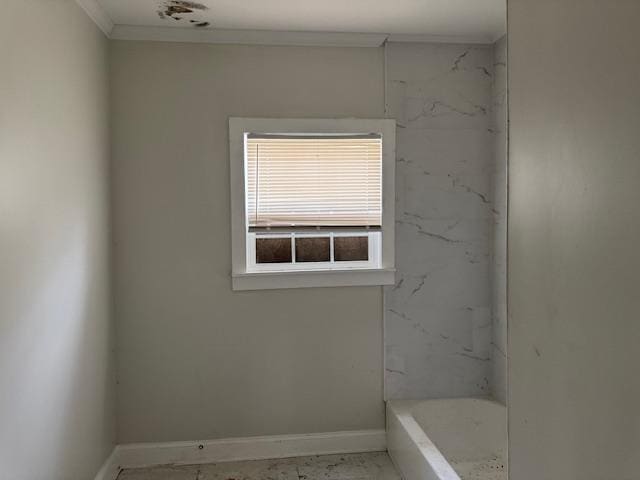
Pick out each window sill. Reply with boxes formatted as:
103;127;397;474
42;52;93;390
232;268;396;291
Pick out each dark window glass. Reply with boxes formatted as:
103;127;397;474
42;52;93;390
334;237;368;261
295;237;330;262
256;237;292;263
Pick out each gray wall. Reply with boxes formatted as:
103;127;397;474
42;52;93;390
0;1;115;479
110;41;385;443
384;42;496;400
509;1;640;478
490;35;507;405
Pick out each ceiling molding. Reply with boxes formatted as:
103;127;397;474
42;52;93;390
109;26;501;47
75;0;114;36
110;25;389;47
386;33;495;44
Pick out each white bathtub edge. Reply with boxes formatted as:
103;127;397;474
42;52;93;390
386;401;461;480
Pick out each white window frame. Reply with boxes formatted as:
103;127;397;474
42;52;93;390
229;117;395;291
247;231;381;272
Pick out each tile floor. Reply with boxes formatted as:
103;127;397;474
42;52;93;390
116;452;401;480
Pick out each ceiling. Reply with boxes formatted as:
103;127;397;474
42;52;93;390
95;0;505;43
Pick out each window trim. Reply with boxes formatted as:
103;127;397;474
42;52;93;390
229;117;396;291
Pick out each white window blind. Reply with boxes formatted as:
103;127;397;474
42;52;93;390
246;134;382;231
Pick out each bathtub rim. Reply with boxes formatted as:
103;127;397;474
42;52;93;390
386;400;462;480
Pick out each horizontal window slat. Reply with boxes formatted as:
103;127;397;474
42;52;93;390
247;136;382;228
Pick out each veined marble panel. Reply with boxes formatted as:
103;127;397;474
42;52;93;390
490;35;508;405
384;42;496;400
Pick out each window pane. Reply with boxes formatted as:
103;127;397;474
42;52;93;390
256;237;292;263
334;237;368;261
295;237;330;262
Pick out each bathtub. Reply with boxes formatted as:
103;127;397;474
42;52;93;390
386;398;507;480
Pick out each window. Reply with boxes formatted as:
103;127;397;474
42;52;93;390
230;118;395;290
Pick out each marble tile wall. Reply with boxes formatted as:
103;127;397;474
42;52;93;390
490;36;508;405
384;42;497;400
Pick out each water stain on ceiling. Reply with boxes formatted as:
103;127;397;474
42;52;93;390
157;1;211;27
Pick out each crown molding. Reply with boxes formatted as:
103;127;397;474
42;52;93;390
75;0;114;36
110;25;389;47
109;25;499;47
386;33;495;44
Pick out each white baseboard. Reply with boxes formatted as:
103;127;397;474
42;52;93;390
94;446;122;480
112;429;386;470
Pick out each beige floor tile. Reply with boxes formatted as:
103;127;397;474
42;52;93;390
196;457;299;480
117;465;199;480
117;452;400;480
294;453;400;480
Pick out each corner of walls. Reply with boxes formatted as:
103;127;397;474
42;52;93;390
489;34;508;405
74;0;115;37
